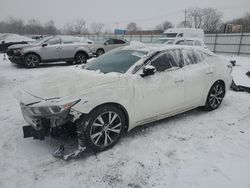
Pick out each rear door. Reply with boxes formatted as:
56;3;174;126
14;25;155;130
181;48;213;107
60;36;77;59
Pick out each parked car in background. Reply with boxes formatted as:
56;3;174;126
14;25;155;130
7;35;93;68
0;33;34;52
161;28;204;40
16;44;232;155
89;38;129;56
153;37;207;48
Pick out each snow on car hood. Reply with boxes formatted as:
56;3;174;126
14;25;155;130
8;43;33;49
17;67;120;103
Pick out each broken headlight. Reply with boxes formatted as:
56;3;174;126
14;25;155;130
26;99;81;116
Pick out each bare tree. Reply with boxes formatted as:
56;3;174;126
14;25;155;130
178;7;223;33
126;22;138;32
63;22;75;35
155;20;174;32
201;8;223;33
5;17;24;34
228;11;250;32
26;19;44;34
177;20;191;28
44;20;58;35
90;22;104;34
186;7;203;29
74;18;87;35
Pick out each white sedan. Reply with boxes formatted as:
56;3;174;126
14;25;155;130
16;44;233;154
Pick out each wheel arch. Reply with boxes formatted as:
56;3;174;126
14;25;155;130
23;52;42;62
74;50;89;59
96;48;105;53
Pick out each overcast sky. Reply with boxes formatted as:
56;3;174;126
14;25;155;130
0;0;249;31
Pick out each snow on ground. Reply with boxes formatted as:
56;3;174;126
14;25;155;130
0;54;250;188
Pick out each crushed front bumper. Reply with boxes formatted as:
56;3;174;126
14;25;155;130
23;125;47;140
8;55;24;64
21;103;82;140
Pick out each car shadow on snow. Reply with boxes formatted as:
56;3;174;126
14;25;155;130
125;107;206;138
45;107;209;161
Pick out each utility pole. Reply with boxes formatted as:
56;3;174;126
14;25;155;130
184;9;187;28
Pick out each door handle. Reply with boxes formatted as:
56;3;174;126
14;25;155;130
56;47;61;49
175;79;184;84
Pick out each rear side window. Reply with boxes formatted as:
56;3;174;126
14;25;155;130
105;39;115;45
114;39;126;44
62;37;74;44
182;49;203;65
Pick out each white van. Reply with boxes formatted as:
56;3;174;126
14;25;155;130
162;28;204;40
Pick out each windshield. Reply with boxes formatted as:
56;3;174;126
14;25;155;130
85;50;147;74
32;36;52;45
153;38;174;44
162;33;178;38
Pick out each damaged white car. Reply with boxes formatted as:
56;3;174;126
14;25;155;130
16;44;233;159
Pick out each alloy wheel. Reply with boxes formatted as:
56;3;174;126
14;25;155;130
76;54;87;64
208;83;225;109
90;111;122;148
25;55;39;67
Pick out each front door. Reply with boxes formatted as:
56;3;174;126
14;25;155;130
133;50;185;124
40;37;62;60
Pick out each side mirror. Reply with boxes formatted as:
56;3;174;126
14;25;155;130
42;43;48;47
230;60;236;66
142;65;156;77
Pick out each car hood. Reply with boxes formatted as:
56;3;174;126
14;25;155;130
17;67;120;103
8;43;34;49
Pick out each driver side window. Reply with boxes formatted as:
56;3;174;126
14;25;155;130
47;37;60;45
150;50;183;72
150;53;172;72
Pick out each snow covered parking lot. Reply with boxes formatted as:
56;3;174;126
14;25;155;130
0;54;250;188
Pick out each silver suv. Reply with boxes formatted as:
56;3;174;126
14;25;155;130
7;35;93;68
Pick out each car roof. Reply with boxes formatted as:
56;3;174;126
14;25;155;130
122;42;212;55
158;37;203;41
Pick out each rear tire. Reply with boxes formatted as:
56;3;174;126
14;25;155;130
80;105;125;152
75;52;87;64
24;54;40;68
96;49;104;56
204;81;225;111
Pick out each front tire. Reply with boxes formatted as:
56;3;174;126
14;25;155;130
82;105;125;152
205;81;225;111
24;54;40;68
